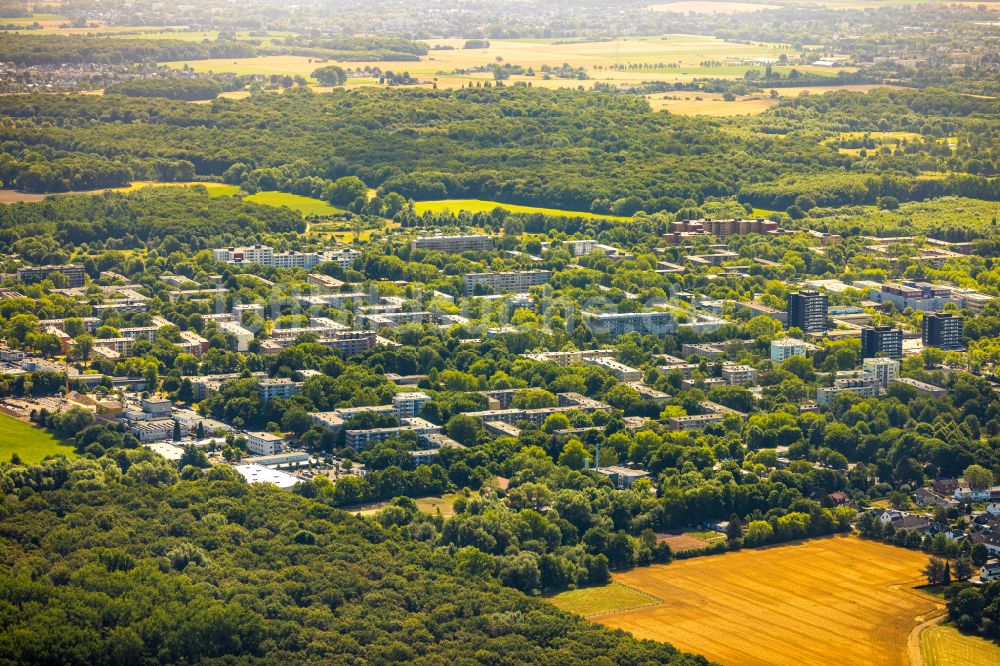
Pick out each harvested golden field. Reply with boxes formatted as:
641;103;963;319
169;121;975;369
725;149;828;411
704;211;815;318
648;92;777;115
595;535;944;666
920;623;1000;666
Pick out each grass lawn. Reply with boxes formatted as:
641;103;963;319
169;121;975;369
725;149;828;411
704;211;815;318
685;530;726;543
413;199;628;220
547;583;661;617
244;191;344;216
0;413;75;463
920;623;1000;666
349;491;478;518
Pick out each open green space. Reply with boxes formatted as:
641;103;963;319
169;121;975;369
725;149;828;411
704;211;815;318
546;583;661;617
920;623;1000;666
0;412;75;464
244;191;344;216
413;199;629;220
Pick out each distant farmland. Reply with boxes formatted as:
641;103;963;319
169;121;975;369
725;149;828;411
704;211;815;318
550;535;945;666
412;199;628;220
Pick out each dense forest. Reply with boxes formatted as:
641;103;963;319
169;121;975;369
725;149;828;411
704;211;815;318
106;78;223;101
0;455;708;665
0;86;995;209
0;34;256;65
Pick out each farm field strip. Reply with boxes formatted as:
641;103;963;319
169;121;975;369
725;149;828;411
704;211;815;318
412;199;628;220
920;623;1000;666
569;536;942;666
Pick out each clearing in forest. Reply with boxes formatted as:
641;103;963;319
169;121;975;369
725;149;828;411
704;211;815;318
552;535;944;666
0;413;75;464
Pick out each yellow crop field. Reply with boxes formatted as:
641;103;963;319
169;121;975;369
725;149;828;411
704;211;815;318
568;535;944;666
412;199;628;220
920;623;1000;666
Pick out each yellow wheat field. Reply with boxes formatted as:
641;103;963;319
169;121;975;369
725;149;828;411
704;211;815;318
597;535;944;666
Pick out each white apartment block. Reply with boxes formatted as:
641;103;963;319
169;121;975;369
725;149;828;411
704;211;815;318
219;321;255;352
582;357;642;382
245;431;285;456
862;357;900;388
392;392;431;419
213;245;359;271
770;338;808;362
721;363;759;386
462;270;552;296
411;235;494;253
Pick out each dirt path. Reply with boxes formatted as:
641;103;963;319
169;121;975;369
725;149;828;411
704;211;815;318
907;610;948;666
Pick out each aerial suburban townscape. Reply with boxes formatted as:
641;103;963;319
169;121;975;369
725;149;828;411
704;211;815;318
0;0;997;664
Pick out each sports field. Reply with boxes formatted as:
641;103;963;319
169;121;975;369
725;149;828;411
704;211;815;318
920;623;1000;666
551;535;944;666
0;412;75;463
412;199;628;220
244;191;344;216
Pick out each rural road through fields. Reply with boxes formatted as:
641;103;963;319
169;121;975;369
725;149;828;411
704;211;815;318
906;612;947;666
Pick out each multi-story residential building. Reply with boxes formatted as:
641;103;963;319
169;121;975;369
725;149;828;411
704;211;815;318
245;431;285;456
92;300;148;315
462;270;552;296
737;301;788;324
119;326;159;341
585;311;677;337
521;349;616;366
787;290;829;333
540;239;598;256
185;372;269;400
177;330;210;356
344;417;442;451
582;357;642;382
392;392;431;419
770;337;809;362
131;420;175;442
860;325;903;359
862;357;900;388
40;317;101;334
668;413;725;431
16;264;86;288
411;235;494;252
310;411;346;432
816;372;880;406
922;312;964;350
721;363;759;386
93;337;135;356
141;397;173;417
257;378;303;401
219;321;255;353
212;245;360;271
892;377;948;398
872;281;954;311
258;330;377;357
358;311;431;329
